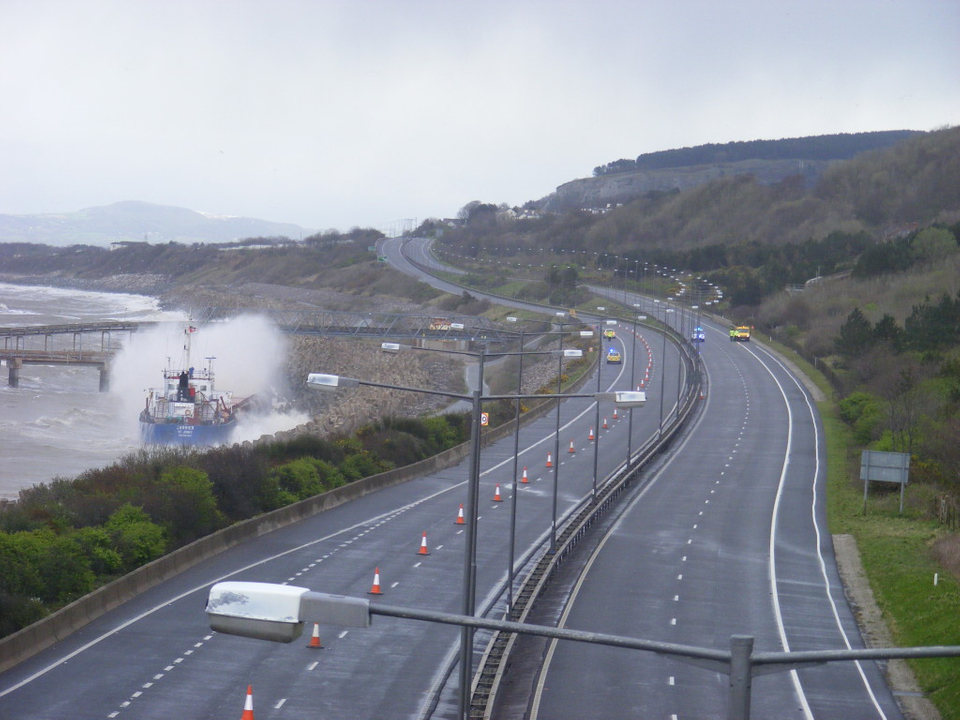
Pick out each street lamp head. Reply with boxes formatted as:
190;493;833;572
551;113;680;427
307;373;360;391
206;582;372;643
563;349;583;358
612;390;647;407
206;581;308;643
579;330;594;338
380;342;402;353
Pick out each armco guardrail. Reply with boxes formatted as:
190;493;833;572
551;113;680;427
470;317;700;718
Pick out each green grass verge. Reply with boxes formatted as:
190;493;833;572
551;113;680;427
822;402;960;717
762;336;960;719
754;332;960;715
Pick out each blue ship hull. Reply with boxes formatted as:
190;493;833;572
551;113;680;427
140;419;237;446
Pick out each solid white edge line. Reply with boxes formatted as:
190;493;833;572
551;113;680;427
529;355;714;719
750;342;888;719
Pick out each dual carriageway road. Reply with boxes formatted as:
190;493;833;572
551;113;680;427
0;236;901;718
0;314;678;718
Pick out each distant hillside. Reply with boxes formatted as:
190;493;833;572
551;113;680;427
0;201;313;247
599;130;922;174
544;130;923;213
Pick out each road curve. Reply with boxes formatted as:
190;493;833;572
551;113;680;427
522;306;901;718
0;299;676;718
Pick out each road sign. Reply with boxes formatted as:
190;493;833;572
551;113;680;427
480;412;489;426
860;450;910;514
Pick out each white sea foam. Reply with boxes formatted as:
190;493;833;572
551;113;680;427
110;313;303;443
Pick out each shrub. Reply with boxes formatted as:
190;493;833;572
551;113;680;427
838;391;886;445
105;504;166;572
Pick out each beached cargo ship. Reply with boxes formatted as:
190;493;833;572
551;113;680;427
139;325;244;445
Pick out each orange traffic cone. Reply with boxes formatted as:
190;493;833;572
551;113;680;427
455;503;465;524
613;408;619;420
368;567;384;595
568;440;576;454
520;466;529;483
240;685;254;720
418;531;430;555
546;453;553;468
306;622;324;649
493;483;503;502
588;427;595;441
603;417;609;429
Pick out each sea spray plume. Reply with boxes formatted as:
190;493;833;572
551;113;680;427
109;314;306;444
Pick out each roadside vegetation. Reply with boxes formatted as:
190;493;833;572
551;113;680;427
0;415;468;638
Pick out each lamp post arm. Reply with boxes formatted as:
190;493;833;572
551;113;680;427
353;378;472;402
366;600;729;666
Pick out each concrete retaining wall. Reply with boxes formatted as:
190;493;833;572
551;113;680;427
0;355;597;675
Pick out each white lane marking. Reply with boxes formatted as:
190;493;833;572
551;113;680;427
390;582;400;588
308;661;319;671
275;698;287;709
338;630;349;639
413;562;422;568
749;343;888;718
0;319;634;703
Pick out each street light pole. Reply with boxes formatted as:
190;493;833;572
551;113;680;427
306;371;642;720
551;330;564;552
507;331;525;617
459;360;483;719
627;312;638;463
592;324;602;501
658;301;669;437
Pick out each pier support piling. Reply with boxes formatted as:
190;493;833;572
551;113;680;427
8;357;22;388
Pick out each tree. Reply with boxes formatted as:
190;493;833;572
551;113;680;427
873;314;904;349
835;308;875;358
105;504;166;571
911;226;957;263
155;466;224;544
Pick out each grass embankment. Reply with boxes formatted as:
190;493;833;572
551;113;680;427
772;340;960;718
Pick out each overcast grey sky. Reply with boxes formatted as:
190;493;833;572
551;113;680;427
2;0;957;233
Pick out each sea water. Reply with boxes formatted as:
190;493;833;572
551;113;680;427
0;283;307;500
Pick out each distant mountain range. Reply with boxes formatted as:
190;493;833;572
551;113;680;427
0;201;314;247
